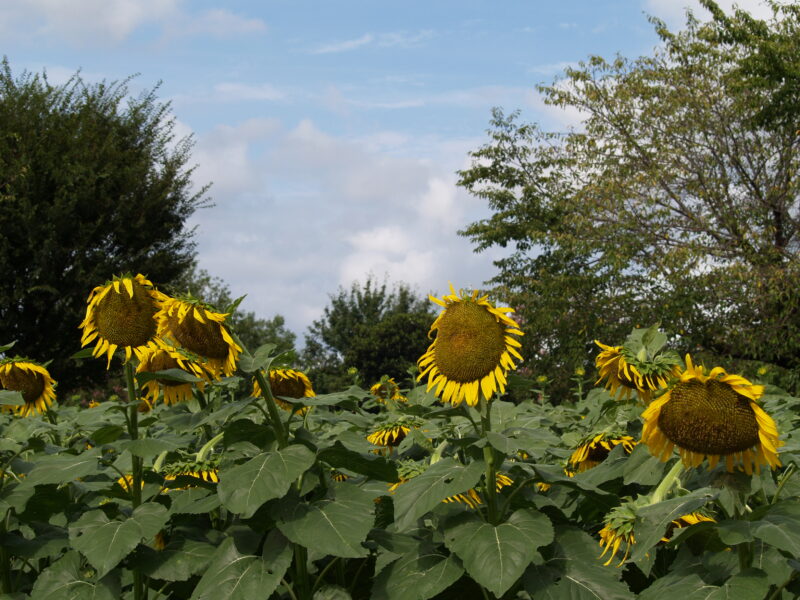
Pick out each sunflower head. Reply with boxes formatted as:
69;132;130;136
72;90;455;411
367;423;412;447
441;472;513;509
595;324;681;403
163;458;220;490
156;296;242;378
252;368;314;413
641;354;782;474
80;274;164;368
370;377;407;403
136;345;211;406
417;285;523;407
660;512;715;542
0;358;56;417
598;500;641;567
566;433;637;475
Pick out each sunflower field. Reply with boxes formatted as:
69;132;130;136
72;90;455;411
1;275;799;600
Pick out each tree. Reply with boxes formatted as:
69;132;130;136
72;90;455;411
169;262;297;359
457;4;800;396
301;278;435;393
0;59;209;392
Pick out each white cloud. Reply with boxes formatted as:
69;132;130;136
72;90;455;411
213;82;286;102
528;61;578;76
309;30;434;54
179;9;267;37
644;0;777;28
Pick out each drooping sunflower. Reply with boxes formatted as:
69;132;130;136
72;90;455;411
660;512;715;542
370;377;407;403
367;424;411;447
417;285;523;407
156;296;241;378
566;433;637;475
80;274;165;368
136;345;211;407
641;355;782;474
163;468;219;489
0;359;57;417
442;472;513;509
595;341;679;403
252;368;314;413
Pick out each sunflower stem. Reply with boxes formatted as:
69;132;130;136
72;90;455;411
771;463;796;504
0;510;11;594
124;362;145;600
651;460;684;504
479;398;500;525
293;544;311;600
254;370;289;449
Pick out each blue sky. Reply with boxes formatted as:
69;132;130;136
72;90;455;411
2;0;771;341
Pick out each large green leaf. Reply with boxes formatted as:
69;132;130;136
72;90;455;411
318;441;398;482
0;390;24;406
120;438;180;459
238;343;278;373
277;483;374;558
525;527;634;600
444;509;553;597
622;446;668;486
169;488;221;515
750;500;800;555
217;444;315;518
371;542;464;600
392;459;484;530
69;503;168;577
135;368;202;385
190;531;291;600
29;551;119;600
21;450;102;487
630;488;718;562
705;569;769;600
313;585;352;600
129;539;217;582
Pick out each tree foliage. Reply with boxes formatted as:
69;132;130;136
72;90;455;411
169;263;296;359
0;59;209;391
301;278;435;393
457;3;800;395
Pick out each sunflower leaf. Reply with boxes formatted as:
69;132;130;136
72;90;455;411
68;503;169;578
444;509;553;597
318;441;399;482
392;459;484;531
0;340;17;354
20;450;102;487
277;483;374;558
749;499;800;555
29;551;119;600
238;343;277;373
129;539;217;582
0;389;24;406
190;531;292;600
135;368;202;385
217;444;315;518
370;541;464;600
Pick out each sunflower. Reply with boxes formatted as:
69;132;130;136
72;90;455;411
331;470;350;482
595;341;679;403
599;523;635;567
0;359;57;417
136;345;211;406
116;474;144;493
252;368;314;413
641;355;782;474
566;433;637;474
661;512;715;542
442;472;513;509
417;285;523;407
367;424;411;447
80;274;164;368
163;469;219;490
156;296;241;378
370;377;407;403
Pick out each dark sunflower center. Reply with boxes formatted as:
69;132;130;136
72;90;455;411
0;367;45;403
146;352;185;387
95;281;157;347
433;301;507;383
167;312;229;360
658;380;760;454
271;376;307;398
586;445;611;463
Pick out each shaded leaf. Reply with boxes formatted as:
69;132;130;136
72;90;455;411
371;542;464;600
29;551;119;600
130;539;217;582
21;450;102;487
318;441;398;482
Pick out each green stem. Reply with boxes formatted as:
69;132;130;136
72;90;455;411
196;433;224;463
767;571;798;600
193;389;215;442
0;510;11;593
461;405;481;437
479;398;499;525
254;370;289;449
281;578;300;600
124;363;145;600
651;460;684;504
311;557;340;593
293;544;310;600
772;463;795;504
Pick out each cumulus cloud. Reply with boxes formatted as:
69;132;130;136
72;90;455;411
0;1;265;45
184;117;503;336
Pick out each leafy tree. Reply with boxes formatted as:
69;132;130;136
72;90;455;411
302;278;436;393
0;59;209;392
458;5;800;396
169;262;297;359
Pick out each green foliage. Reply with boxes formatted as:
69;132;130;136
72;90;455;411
457;5;800;395
0;59;209;392
302;277;435;392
